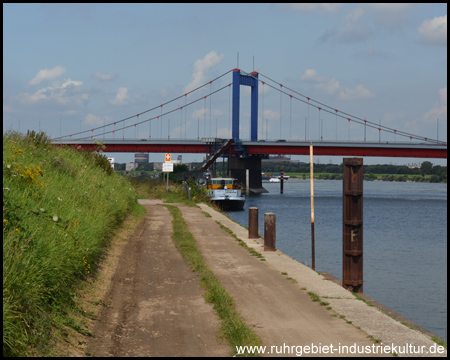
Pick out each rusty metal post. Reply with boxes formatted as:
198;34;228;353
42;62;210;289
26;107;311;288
280;169;284;194
342;158;363;293
248;207;258;239
264;213;276;251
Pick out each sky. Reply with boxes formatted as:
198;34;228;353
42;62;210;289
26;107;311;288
3;3;447;165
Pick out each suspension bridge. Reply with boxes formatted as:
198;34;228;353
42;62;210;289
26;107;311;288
53;68;446;191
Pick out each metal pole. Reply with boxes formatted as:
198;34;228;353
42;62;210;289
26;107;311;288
246;169;249;195
310;143;315;271
364;120;366;142
280;169;284;194
167;170;169;192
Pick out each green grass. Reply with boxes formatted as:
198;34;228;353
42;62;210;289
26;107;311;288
130;176;210;206
3;131;138;356
351;292;375;307
164;205;262;356
432;336;447;349
307;292;321;302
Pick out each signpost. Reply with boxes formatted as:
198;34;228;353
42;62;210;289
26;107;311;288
163;154;173;192
163;162;173;172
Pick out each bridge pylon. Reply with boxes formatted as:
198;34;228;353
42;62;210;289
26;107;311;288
230;69;266;193
232;69;258;141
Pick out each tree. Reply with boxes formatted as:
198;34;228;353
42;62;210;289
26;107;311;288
421;161;433;176
174;164;189;173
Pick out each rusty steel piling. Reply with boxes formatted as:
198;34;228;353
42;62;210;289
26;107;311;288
342;158;364;293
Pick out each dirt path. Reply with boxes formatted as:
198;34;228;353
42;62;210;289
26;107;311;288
87;200;228;357
86;199;393;357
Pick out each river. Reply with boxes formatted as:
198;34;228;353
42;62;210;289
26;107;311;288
224;179;447;341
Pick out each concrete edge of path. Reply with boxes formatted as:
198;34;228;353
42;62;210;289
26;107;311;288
195;202;447;357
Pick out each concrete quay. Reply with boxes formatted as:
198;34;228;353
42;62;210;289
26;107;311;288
194;202;446;357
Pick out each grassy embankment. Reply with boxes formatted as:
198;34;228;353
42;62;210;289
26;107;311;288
3;131;139;356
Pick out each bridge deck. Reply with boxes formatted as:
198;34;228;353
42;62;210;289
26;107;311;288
52;139;447;158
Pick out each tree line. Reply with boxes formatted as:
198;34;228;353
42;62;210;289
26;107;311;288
259;160;446;183
114;160;446;183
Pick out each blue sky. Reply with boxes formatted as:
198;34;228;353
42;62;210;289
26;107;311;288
3;3;447;165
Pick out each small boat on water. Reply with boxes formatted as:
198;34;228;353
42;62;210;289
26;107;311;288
262;173;290;183
205;177;245;211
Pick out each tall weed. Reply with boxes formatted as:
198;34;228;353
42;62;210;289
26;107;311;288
3;131;138;356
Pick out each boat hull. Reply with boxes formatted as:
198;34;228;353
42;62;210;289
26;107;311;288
211;198;245;211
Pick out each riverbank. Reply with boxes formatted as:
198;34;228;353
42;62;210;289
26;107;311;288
195;202;447;356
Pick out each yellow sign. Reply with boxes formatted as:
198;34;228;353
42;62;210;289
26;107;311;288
165;153;171;162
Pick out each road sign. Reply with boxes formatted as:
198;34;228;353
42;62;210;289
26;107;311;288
165;153;171;162
163;162;173;172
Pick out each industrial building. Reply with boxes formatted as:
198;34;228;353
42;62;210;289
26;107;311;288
135;153;149;163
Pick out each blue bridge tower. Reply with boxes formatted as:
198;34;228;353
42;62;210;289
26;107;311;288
230;69;267;193
232;69;259;141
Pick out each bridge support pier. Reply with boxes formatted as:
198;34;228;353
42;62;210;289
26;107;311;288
229;156;267;194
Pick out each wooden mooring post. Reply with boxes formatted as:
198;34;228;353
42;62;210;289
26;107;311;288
248;207;258;239
264;213;276;251
342;158;363;293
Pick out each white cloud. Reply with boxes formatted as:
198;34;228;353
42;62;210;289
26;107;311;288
300;68;374;100
301;69;320;82
19;78;88;107
423;88;447;122
364;3;415;13
93;71;117;81
321;4;416;43
183;51;224;94
315;78;340;95
28;66;66;86
418;15;447;45
61;79;83;89
109;87;129;106
339;84;375;100
191;107;207;120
